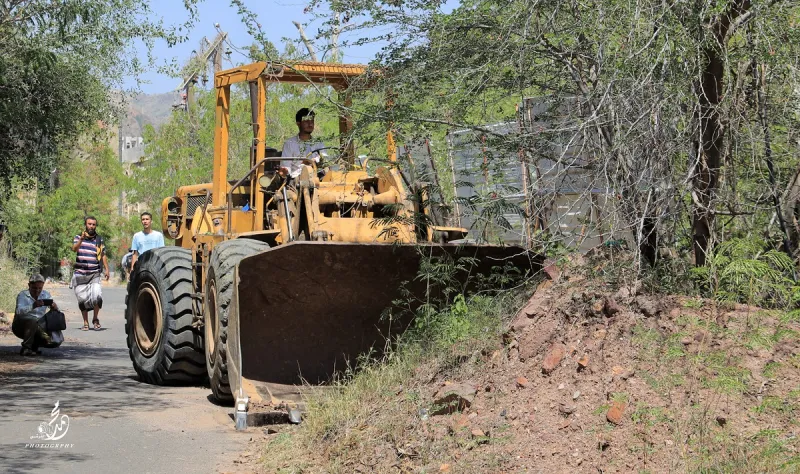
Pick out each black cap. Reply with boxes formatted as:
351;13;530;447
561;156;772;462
295;108;315;122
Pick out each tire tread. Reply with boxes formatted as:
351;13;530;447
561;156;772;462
207;239;270;403
125;247;205;385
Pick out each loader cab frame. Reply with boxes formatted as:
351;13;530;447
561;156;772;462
210;61;376;212
162;61;405;247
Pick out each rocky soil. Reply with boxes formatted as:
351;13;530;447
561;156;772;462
234;253;800;473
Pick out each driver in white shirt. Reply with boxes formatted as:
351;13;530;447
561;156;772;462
280;108;325;180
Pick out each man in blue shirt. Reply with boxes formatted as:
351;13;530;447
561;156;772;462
13;274;58;356
130;211;165;270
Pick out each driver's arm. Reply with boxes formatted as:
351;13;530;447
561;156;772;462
280;139;296;177
305;145;327;167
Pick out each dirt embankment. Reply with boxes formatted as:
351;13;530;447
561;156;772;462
455;267;800;472
248;252;800;473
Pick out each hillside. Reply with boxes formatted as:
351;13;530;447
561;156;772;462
119;91;177;136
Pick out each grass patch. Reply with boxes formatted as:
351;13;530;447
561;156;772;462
632;324;665;363
631;405;670;427
682;298;705;309
693;430;800;473
632;324;662;347
763;361;782;379
676;314;701;327
611;392;629;403
780;310;800;324
744;326;775;351
691;351;750;395
259;289;528;473
753;396;795;416
593;404;611;416
773;327;799;344
665;340;687;360
642;370;685;398
704;368;750;395
260;433;312;474
0;241;28;315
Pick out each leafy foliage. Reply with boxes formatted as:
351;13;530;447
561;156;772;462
0;239;28;313
0;131;126;272
298;0;800;270
692;238;800;307
0;0;196;192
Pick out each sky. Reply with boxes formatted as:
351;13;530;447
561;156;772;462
128;0;457;95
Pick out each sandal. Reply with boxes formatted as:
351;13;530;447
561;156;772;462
93;319;101;330
81;324;89;331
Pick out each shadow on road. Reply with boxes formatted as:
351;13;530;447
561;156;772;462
0;341;204;420
0;448;95;473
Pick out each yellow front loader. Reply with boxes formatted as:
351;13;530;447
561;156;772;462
125;61;539;408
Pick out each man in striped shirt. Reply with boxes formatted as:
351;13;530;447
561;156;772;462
71;216;110;330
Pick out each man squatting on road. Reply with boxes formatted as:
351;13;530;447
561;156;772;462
13;274;59;356
71;215;109;331
129;211;165;270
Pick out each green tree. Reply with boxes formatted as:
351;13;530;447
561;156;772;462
0;0;196;192
307;0;800;269
1;129;126;271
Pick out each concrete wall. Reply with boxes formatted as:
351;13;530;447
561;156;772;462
443;98;618;251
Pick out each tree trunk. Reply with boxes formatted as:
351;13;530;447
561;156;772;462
782;167;800;256
692;0;752;266
692;49;724;267
640;216;659;267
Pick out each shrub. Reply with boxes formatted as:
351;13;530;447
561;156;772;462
691;238;799;308
0;238;28;316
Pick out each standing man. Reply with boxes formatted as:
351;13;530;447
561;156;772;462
280;108;325;180
58;256;71;284
121;248;133;281
13;274;58;356
71;215;109;331
130;212;165;270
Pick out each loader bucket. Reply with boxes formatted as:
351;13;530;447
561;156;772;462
226;241;540;404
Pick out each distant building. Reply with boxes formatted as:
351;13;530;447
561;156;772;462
113;135;148;218
121;136;145;163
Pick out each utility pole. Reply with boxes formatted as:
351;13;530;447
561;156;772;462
118;131;123;216
177;31;227;113
293;21;319;61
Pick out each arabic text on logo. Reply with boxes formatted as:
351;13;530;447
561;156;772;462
28;401;70;445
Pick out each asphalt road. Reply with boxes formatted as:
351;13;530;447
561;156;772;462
0;285;254;474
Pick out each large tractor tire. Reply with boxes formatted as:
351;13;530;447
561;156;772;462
125;247;206;385
205;239;270;404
